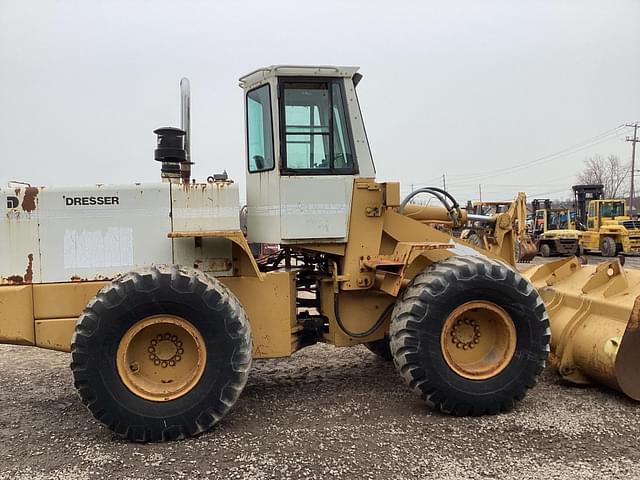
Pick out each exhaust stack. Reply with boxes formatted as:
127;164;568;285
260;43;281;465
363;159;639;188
180;77;192;183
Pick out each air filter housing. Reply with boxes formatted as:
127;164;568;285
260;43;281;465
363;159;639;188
154;127;186;178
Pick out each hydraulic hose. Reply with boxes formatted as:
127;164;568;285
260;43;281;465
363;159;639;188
333;292;394;338
399;186;464;227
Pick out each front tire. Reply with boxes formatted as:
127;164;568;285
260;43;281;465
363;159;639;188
601;236;616;257
389;256;549;415
71;265;252;442
540;243;552;258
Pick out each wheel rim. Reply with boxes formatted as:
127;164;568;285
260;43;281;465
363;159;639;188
440;301;516;380
116;314;207;402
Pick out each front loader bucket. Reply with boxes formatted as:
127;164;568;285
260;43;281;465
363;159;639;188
517;236;538;263
523;257;640;400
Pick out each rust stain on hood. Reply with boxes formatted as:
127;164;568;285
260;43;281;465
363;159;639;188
24;254;34;283
0;254;34;285
21;187;39;212
70;274;111;282
3;275;24;284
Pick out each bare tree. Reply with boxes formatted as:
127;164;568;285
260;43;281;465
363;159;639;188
576;154;630;198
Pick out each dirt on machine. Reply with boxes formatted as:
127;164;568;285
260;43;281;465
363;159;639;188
0;66;638;442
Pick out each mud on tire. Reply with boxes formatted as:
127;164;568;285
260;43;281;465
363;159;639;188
389;255;550;415
71;265;252;442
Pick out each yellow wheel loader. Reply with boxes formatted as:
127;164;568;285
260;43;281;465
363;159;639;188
0;66;638;442
460;194;537;262
573;184;640;256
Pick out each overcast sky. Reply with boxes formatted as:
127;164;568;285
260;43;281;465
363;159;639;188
1;0;638;203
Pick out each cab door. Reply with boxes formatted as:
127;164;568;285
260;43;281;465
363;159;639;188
277;78;357;241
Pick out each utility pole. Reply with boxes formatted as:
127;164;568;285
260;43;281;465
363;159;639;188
626;122;639;216
479;184;482;202
442;174;447;192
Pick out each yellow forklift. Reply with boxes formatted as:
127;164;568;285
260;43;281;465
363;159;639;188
573;185;640;256
531;199;581;257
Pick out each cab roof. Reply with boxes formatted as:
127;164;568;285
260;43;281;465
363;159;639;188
239;65;360;89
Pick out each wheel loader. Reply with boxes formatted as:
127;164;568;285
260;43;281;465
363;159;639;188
459;195;537;262
0;66;638;442
573;184;640;256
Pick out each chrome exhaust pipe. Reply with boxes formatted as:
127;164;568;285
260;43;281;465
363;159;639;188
180;77;192;182
467;213;497;223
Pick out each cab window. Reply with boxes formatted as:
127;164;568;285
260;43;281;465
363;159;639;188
605;201;625;217
587;203;595;229
534;210;545;234
246;85;274;172
558;211;568;229
280;79;356;174
600;201;625;218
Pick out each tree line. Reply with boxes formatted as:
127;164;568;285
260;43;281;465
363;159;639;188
576;154;630;199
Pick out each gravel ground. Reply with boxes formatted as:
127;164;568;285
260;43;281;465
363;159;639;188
0;254;639;480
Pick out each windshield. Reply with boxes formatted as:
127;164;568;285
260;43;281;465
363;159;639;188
600;201;625;218
280;79;355;173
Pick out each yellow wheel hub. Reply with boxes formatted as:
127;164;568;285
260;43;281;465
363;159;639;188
116;315;207;402
440;301;516;380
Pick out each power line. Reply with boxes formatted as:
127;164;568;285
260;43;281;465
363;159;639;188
405;125;627;188
447;126;627;184
397;125;631;203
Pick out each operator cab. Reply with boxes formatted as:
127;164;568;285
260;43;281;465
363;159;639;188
587;200;627;229
240;66;375;244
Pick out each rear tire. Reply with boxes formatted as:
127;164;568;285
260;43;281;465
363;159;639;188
601;236;616;257
389;256;549;415
71;265;252;442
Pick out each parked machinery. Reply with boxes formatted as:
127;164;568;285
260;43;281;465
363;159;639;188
460;194;537;262
573;184;640;256
0;67;638;442
531;198;581;257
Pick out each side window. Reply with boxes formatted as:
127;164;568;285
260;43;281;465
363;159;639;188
247;85;274;172
534;210;545;234
281;80;356;173
587;203;595;229
331;83;354;169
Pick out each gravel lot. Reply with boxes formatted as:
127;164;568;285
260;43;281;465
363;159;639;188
0;254;639;480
